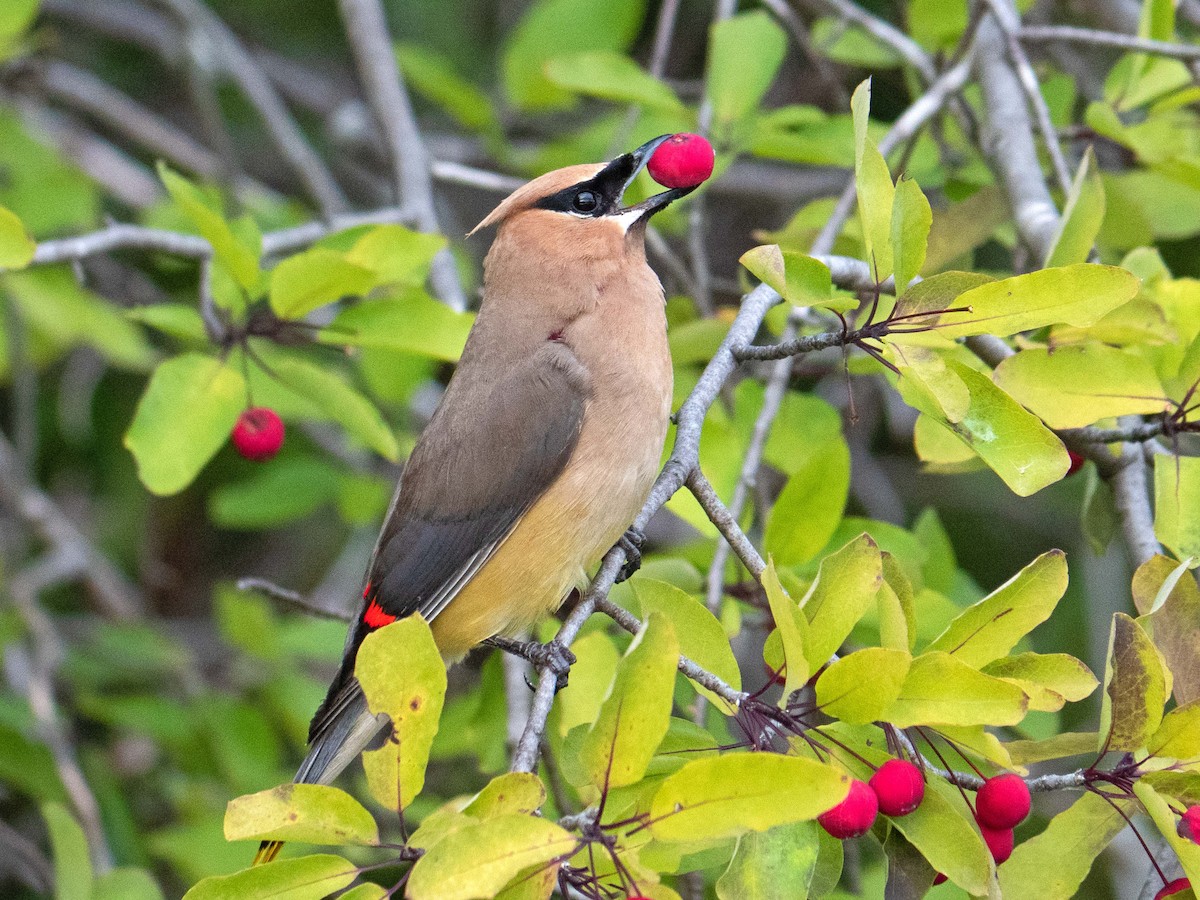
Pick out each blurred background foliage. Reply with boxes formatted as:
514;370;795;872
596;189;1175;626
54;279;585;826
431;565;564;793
0;0;1198;897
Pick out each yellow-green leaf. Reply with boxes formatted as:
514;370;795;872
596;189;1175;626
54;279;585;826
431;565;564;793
1135;781;1200;894
815;648;911;724
406;814;576;900
158;163;260;292
1098;612;1168;752
553;631;619;737
182;855;358;900
322;290;474;362
581;612;678;790
707;12;788;129
891;177;931;293
269;248;375;319
223;783;379;847
926;550;1068;667
716;821;821;900
801;534;884;667
1045;147;1105;267
1146;699;1200;761
888;780;991;895
884;651;1029;727
763;561;810;701
43;803;93;900
356;616;447;813
544;51;683;111
649;753;851;843
739;245;840;310
344;224;446;287
1155;455;1200;562
0;204;34;269
982;653;1099;712
764;439;850;566
929;264;1139;339
992;345;1168;429
851;79;895;281
124;354;245;496
462;773;546;820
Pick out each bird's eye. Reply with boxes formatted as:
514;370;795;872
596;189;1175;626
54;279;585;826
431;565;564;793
573;190;598;213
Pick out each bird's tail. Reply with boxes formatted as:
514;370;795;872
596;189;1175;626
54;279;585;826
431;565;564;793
253;681;387;865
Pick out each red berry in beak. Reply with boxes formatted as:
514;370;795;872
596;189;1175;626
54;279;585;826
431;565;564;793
817;778;878;839
232;407;285;461
647;133;715;189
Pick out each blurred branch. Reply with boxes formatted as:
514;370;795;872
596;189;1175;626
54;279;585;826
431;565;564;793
0;817;53;894
338;0;467;311
1019;24;1200;61
792;0;937;81
235;577;352;621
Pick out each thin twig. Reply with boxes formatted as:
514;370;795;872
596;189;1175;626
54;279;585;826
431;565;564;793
1019;24;1200;61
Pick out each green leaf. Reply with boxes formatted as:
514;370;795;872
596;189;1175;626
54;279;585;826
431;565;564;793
581;612;678;789
158;164;260;292
716;821;820;900
649;753;851;843
1135;781;1200;893
763;561;810;700
224;783;379;847
992;345;1168;428
982;653;1099;712
1155;455;1200;561
897;357;1070;496
739;246;845;311
999;792;1130;899
356;616;447;813
884;651;1029;727
126;304;208;343
396;44;499;136
258;355;398;461
851;79;895;281
707;12;788;131
321;290;474;362
801;534;884;668
926;550;1067;667
1007;731;1099;767
463;773;546;820
406;814;576;900
43;803;93;900
810;18;901;68
763;439;850;566
1046;147;1105;267
208;456;343;530
1098;613;1168;752
344;224;446;287
182;855;358;900
124;354;245;495
0;0;38;38
269;248;375;319
890;178;932;292
628;579;740;712
929;264;1140;339
544;51;683;111
1146;699;1200;760
0;204;34;268
887;781;991;896
554;631;620;737
815;648;911;724
501;0;645;110
93;869;164;900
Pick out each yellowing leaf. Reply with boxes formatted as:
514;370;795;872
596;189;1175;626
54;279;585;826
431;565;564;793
1135;782;1200;894
1155;455;1200;562
891;177;932;292
406;814;576;900
124;354;245;496
1045;147;1105;268
801;534;884;667
158;163;260;292
1098;613;1168;752
269;248;375;319
982;653;1099;712
815;648;910;724
554;631;620;737
930;264;1139;339
0;204;34;269
716;821;821;900
851;79;895;281
224;783;378;847
1134;555;1200;705
649;754;850;843
182;855;358;900
763;561;810;701
356;616;447;814
322;290;474;362
992;345;1168;429
738;245;841;310
926;551;1068;667
580;612;678;790
1146;699;1200;761
462;773;546;820
884;651;1028;727
887;781;991;896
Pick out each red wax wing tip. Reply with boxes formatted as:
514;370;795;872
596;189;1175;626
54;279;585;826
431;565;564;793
647;133;715;189
364;599;397;629
232;407;285;461
932;873;948;886
1156;878;1192;900
1066;450;1086;476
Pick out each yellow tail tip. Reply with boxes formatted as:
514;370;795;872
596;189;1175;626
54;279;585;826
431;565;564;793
254;840;283;865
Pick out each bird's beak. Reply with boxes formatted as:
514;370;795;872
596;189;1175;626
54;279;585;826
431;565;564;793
596;135;698;221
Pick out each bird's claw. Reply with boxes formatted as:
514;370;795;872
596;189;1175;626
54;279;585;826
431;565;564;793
615;527;645;583
486;636;576;691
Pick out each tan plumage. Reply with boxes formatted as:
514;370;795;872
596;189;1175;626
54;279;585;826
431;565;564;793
256;137;691;865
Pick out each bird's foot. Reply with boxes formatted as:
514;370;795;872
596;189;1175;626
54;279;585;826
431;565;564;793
615;527;645;583
485;636;577;691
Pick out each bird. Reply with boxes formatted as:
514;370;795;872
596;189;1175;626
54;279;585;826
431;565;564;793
255;135;696;864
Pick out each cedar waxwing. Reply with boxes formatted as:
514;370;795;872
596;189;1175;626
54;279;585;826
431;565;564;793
256;136;694;864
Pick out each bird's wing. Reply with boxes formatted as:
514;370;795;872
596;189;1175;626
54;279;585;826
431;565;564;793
302;342;588;763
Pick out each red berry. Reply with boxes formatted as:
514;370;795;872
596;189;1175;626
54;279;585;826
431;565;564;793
979;823;1014;864
818;779;878;839
1178;806;1200;844
232;407;285;461
932;872;947;886
1156;878;1192;899
1066;450;1086;476
976;774;1031;829
647;133;715;189
869;759;925;817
